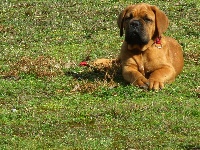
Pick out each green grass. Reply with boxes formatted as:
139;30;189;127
0;0;199;149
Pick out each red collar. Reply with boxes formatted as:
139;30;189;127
155;37;161;44
154;37;162;49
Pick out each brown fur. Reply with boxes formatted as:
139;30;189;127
92;3;184;90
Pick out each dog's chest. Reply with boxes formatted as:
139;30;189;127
133;50;163;75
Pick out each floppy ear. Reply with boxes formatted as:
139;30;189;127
151;6;169;37
117;6;133;37
117;9;126;37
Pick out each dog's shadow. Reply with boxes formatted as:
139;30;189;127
65;66;125;85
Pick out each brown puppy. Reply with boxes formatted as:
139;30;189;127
92;3;184;90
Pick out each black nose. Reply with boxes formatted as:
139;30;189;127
130;20;140;28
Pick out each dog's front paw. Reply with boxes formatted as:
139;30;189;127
134;76;149;89
149;79;164;90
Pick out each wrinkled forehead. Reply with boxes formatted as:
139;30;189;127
125;4;155;18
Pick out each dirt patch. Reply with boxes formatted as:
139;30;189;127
2;56;65;79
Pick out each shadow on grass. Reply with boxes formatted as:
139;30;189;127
64;66;129;93
181;145;200;150
65;67;125;85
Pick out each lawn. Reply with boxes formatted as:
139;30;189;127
0;0;199;149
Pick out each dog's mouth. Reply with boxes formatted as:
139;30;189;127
125;32;148;45
125;21;149;45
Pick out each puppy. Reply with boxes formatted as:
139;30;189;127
92;3;184;90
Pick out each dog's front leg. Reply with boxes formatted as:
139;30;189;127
149;65;176;90
123;65;148;88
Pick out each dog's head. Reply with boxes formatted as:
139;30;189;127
117;3;169;47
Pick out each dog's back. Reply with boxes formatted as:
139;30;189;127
165;37;184;76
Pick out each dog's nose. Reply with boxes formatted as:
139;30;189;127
130;20;140;28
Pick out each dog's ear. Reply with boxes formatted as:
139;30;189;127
117;9;126;37
117;6;132;37
151;5;169;37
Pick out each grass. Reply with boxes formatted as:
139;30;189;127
0;0;199;149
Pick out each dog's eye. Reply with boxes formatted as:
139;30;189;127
125;14;133;20
144;17;152;22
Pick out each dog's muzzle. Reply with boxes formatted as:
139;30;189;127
125;20;149;45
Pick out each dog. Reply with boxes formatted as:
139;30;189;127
92;3;184;90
